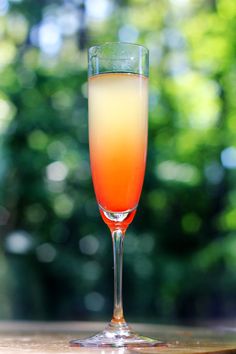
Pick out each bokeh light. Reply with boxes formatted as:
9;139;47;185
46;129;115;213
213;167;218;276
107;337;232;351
0;0;236;324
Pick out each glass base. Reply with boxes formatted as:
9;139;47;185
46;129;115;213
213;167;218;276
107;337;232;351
70;322;166;348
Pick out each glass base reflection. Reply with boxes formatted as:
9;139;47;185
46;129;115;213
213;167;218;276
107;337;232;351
70;322;166;348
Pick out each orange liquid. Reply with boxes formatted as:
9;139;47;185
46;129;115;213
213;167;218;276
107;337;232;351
89;73;148;212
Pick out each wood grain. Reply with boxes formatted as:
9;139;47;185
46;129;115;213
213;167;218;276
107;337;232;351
0;321;235;353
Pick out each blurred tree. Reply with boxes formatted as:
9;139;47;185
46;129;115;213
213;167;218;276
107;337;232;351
0;0;236;323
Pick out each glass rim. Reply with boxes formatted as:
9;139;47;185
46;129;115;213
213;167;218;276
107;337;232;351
88;42;149;56
88;42;149;77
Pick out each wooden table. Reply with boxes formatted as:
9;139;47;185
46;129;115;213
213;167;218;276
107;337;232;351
0;321;236;353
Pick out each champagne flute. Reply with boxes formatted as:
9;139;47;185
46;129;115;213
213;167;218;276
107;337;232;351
70;42;164;348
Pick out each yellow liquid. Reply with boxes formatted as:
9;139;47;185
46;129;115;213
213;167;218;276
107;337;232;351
89;73;148;211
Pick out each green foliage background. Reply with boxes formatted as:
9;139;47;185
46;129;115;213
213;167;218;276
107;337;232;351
1;0;236;322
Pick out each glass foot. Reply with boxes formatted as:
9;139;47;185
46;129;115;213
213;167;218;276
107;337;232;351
70;322;166;348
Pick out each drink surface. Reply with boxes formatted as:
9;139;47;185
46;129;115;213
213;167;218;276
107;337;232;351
89;73;148;212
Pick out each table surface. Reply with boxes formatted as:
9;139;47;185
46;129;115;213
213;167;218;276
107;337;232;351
0;321;236;354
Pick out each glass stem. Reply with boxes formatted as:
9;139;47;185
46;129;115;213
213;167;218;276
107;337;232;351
111;229;125;324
